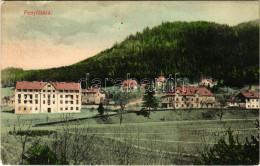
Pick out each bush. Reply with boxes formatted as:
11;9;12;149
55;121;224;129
9;130;55;137
196;128;259;165
25;142;69;165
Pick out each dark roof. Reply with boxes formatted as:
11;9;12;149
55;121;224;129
239;91;259;99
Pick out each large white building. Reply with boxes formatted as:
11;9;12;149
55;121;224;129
15;81;81;114
236;91;259;109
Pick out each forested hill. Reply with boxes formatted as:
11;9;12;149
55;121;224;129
2;20;259;87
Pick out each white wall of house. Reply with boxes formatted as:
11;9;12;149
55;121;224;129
245;98;259;109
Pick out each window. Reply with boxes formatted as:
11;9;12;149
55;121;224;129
48;100;50;105
53;101;55;104
48;94;51;99
43;94;46;98
65;95;68;98
60;107;63;111
60;100;63;104
76;107;79;110
35;94;38;98
30;107;32;111
252;99;254;102
18;94;21;99
71;101;73;104
30;100;32;104
182;104;184;107
43;90;46;92
65;107;68;110
191;98;193;101
30;95;33;99
24;100;27;104
43;100;45;104
76;95;79;98
60;95;63;98
53;90;55;92
71;107;73;110
252;105;254;108
65;101;68;104
53;94;55;98
24;94;27;99
48;90;51;92
76;100;79;104
24;107;26;111
257;99;259;102
17;89;21;92
19;107;21;110
18;100;21;104
48;85;51;87
35;107;38;111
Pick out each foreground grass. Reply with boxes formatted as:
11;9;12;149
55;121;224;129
1;106;259;165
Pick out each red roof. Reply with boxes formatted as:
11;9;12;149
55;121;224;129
166;86;214;96
157;76;165;82
16;81;47;90
16;81;80;90
121;80;138;88
82;87;102;93
201;78;213;83
239;91;259;99
50;82;80;90
141;83;147;88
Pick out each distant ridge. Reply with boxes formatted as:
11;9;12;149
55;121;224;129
2;20;259;87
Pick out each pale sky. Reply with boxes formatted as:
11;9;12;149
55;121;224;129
1;1;259;70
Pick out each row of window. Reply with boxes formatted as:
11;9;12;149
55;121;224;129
18;94;79;99
167;97;199;102
18;106;38;111
246;99;259;102
60;107;79;111
168;103;212;108
18;106;80;111
247;104;259;108
17;89;80;93
18;100;79;105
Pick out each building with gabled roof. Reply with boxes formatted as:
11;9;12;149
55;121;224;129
121;80;138;91
236;91;259;109
82;87;106;105
161;86;218;109
15;81;81;114
199;78;217;88
156;72;166;88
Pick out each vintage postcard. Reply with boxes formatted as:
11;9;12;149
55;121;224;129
1;1;259;165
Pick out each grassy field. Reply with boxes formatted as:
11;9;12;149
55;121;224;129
1;105;259;164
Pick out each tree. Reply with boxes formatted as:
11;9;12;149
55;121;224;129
97;103;104;116
113;91;130;125
142;87;159;118
9;115;33;164
197;121;259;165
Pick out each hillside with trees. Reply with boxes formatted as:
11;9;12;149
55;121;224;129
2;20;259;87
